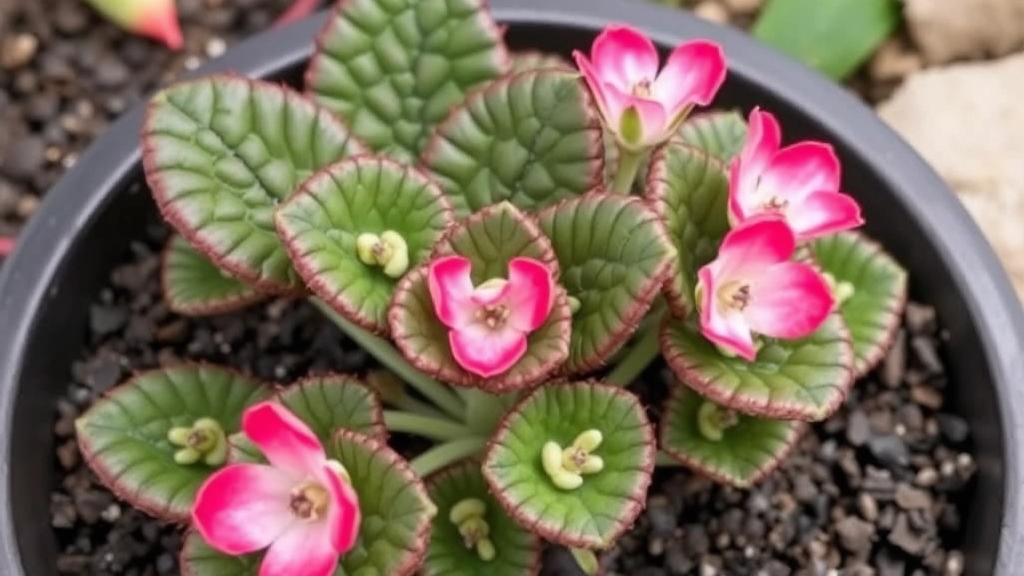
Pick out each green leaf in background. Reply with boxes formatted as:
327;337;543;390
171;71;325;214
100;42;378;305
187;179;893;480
645;143;730;317
162;234;267;317
75;365;270;521
277;374;388;442
660;386;805;488
422;461;541;576
661;314;855;421
483;382;655;549
389;203;572;392
675;111;748;163
536;194;675;373
422;70;605;217
143;75;365;293
306;0;509;159
752;0;901;80
811;231;908;376
276;157;454;332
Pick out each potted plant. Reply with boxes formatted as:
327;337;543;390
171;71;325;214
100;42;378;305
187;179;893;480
1;1;1022;575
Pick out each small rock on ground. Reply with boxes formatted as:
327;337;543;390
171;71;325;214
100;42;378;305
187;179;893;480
904;0;1024;64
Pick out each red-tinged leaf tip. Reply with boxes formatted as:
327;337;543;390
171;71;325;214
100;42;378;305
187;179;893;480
136;0;184;50
273;0;320;28
0;235;14;256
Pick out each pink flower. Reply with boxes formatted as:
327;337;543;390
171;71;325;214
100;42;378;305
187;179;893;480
572;24;726;149
192;402;360;576
697;218;833;361
729;108;863;240
428;255;555;378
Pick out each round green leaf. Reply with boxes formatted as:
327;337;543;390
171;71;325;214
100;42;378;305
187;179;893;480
482;382;655;549
306;0;509;159
510;51;572;73
389;203;572;392
162;235;267;316
675;110;748;163
422;70;605;217
660;314;855;421
143;75;365;293
278;374;388;441
811;231;908;376
536;194;675;373
660;386;805;488
75;364;270;521
276;157;454;332
180;531;261;576
422;461;541;576
645;143;730;317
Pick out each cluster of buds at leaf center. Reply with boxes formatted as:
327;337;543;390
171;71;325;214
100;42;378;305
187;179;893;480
697;400;739;442
356;230;409;278
823;272;856;306
541;429;605;490
449;497;496;561
167;417;227;466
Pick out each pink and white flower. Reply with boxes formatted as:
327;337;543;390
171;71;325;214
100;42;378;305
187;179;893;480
729;108;863;240
697;218;834;361
428;255;555;378
573;24;726;149
192;402;360;576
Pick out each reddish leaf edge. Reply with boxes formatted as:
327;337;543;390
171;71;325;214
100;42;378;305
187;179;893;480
508;50;574;73
160;234;271;317
658;384;807;489
75;362;271;524
275;154;455;336
660;313;857;422
535;192;676;374
142;73;361;295
481;381;656;550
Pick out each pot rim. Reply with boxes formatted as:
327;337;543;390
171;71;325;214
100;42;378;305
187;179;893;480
2;0;1022;572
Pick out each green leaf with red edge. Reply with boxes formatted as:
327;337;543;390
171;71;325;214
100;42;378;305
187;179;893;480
645;142;731;317
143;75;365;293
810;231;908;376
660;386;805;488
660;313;855;421
510;51;572;73
482;381;655;550
75;364;270;522
275;156;454;333
422;70;605;217
183;430;435;576
162;235;267;317
675;110;748;162
536;193;675;373
305;0;509;160
422;461;541;576
389;202;572;392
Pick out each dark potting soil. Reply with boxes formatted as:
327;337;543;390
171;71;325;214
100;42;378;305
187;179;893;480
50;214;975;576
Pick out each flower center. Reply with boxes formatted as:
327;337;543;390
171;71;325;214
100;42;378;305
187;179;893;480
290;482;330;521
762;195;788;213
475;303;510;329
631;78;652;98
717;281;751;312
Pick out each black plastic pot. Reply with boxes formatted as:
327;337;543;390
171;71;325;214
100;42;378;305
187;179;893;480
1;1;1022;574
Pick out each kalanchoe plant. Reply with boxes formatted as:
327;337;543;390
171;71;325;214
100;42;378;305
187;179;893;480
76;1;908;574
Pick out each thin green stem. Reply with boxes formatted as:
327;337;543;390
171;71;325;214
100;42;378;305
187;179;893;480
383;410;475;442
463;389;518;436
606;320;663;386
310;298;465;420
610;147;645;194
410;437;488;477
391;395;449;420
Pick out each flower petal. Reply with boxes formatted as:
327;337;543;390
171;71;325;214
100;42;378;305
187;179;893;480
428;255;476;329
652;40;727;113
697;266;757;361
591;25;659;90
730;108;782;221
449;323;528;378
321;464;361;554
758;141;841;203
715;217;795;278
192;464;296;555
786;190;864;239
573;51;617;126
258;521;339;576
506;257;555;332
745;261;834;339
603;83;668;146
243;402;325;478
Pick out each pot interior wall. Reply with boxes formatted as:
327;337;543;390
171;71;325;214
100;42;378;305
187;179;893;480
8;22;1002;576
